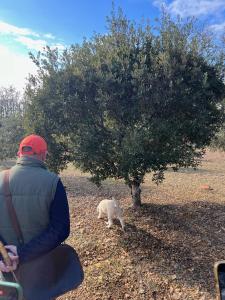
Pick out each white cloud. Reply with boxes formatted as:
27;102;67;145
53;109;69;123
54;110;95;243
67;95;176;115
16;36;47;51
44;33;55;39
0;45;37;91
15;37;66;52
154;0;225;18
0;21;39;37
0;20;65;51
209;21;225;32
0;20;66;90
0;20;65;91
153;0;167;9
170;0;225;17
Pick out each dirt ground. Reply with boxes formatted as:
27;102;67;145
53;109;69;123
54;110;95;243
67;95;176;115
2;151;225;299
55;150;225;300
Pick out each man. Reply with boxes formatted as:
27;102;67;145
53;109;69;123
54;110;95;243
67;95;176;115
0;134;70;294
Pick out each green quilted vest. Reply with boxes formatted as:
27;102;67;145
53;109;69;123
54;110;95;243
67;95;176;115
0;156;59;246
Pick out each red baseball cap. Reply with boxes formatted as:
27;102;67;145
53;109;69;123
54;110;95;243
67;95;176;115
19;134;48;155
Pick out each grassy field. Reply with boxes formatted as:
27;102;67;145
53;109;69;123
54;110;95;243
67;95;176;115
57;150;225;300
2;151;225;299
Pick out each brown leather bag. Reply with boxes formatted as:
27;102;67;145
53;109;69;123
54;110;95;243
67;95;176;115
3;170;84;300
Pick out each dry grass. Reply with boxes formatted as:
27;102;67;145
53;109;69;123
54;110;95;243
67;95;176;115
57;150;225;300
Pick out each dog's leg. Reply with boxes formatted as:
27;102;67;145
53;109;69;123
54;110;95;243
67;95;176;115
107;218;113;228
98;210;103;219
118;217;125;231
97;206;104;219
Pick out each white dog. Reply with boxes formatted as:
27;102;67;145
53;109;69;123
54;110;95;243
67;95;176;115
97;197;125;230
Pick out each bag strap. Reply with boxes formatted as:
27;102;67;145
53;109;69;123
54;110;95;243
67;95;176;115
3;169;24;245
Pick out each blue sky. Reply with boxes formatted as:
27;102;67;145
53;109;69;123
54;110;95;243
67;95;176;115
0;0;225;91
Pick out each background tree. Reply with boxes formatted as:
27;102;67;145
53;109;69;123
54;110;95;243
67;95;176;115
25;10;225;207
209;32;225;151
0;86;25;160
0;86;22;117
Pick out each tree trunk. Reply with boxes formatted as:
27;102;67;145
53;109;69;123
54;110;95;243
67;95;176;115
130;181;142;208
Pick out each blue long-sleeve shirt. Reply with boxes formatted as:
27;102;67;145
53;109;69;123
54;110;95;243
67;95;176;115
17;179;70;263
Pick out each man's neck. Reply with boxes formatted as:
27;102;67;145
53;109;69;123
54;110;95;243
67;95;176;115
19;154;44;162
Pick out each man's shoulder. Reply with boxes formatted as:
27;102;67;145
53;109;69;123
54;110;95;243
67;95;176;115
45;169;60;180
0;168;10;178
0;168;12;191
10;164;59;183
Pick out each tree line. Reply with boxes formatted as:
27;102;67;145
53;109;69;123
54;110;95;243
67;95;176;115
0;86;25;160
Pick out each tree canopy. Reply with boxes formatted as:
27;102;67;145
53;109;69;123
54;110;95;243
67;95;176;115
24;10;225;206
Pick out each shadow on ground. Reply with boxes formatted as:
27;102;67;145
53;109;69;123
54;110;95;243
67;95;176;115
119;201;225;297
